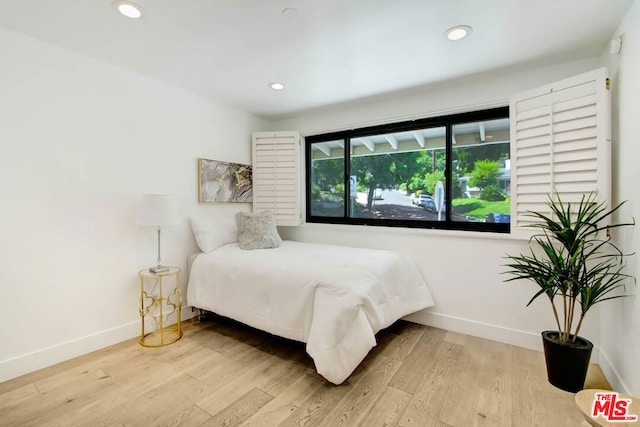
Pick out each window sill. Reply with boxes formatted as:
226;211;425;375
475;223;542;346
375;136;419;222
284;221;516;241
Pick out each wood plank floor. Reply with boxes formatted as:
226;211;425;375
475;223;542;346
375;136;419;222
0;314;610;426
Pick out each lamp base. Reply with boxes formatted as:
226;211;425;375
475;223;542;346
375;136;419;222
149;265;170;273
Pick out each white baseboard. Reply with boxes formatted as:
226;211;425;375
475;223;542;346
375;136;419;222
3;308;609;387
0;308;199;384
598;348;630;394
0;321;139;383
404;310;601;362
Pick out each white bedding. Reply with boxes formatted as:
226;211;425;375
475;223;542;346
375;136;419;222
187;240;434;384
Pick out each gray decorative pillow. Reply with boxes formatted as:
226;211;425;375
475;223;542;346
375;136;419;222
235;211;283;250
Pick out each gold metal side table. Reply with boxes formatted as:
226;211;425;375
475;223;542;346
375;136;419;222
138;267;182;347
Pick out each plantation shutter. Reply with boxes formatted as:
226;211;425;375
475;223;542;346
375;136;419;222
509;68;611;239
252;131;301;226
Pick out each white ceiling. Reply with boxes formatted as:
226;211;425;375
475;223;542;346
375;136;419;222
0;0;633;120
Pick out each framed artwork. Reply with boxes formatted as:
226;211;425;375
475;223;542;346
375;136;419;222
198;158;252;203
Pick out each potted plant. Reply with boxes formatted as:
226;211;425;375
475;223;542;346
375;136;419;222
504;192;634;392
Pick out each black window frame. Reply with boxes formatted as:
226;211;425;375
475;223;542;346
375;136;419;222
305;106;510;233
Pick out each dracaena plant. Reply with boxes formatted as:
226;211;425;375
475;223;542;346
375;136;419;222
504;192;634;344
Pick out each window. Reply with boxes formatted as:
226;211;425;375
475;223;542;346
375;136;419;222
306;107;510;233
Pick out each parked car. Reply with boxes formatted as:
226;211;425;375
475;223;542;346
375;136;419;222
412;194;432;207
422;196;436;212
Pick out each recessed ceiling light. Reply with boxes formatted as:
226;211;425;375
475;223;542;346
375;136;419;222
445;25;472;41
269;82;285;91
282;8;300;20
112;1;143;19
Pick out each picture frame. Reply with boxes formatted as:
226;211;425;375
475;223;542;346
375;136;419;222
198;158;252;203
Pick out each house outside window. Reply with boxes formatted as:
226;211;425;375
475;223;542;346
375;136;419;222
306;107;510;233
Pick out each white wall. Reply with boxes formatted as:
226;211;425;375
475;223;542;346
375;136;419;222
0;27;269;382
600;1;640;396
275;57;603;135
274;59;615;362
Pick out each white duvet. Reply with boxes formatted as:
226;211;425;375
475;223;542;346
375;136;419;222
187;240;434;384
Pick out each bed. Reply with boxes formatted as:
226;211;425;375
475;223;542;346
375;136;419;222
186;212;435;385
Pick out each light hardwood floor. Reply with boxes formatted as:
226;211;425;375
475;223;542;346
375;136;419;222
0;314;610;426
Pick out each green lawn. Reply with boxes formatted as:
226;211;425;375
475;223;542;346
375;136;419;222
452;198;510;220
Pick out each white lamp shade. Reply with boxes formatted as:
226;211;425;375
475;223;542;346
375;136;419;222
136;194;179;226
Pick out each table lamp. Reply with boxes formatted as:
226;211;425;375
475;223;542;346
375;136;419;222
136;194;179;273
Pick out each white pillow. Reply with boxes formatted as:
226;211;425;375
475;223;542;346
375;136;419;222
190;216;238;253
235;210;282;250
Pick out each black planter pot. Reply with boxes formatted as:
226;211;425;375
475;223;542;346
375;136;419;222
542;331;594;393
